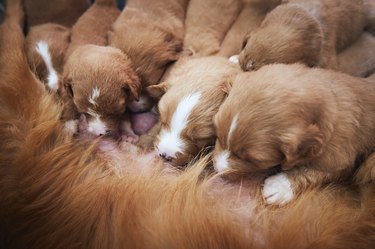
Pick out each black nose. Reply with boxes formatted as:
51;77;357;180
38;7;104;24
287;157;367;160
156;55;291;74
98;130;113;137
159;152;173;162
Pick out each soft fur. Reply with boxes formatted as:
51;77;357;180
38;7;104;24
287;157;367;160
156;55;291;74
338;32;375;77
1;1;375;248
238;0;370;71
213;63;375;204
109;0;188;87
217;0;281;57
24;0;91;28
184;0;242;56
25;23;71;87
148;56;240;166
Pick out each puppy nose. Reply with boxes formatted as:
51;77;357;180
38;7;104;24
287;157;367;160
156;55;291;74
159;152;173;162
98;130;112;137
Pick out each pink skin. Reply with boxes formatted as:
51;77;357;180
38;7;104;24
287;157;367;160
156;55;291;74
130;111;159;135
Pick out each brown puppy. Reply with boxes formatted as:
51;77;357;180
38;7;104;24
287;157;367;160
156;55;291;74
338;32;375;77
25;23;71;91
213;63;375;206
217;0;281;57
184;0;242;56
64;0;120;60
148;57;240;166
24;0;90;27
63;45;140;137
239;0;370;71
1;3;375;247
109;0;188;87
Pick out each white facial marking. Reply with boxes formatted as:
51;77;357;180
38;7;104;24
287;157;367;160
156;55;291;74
35;41;59;91
87;117;107;136
157;92;201;159
214;150;230;172
88;87;100;106
64;119;79;135
262;173;294;206
229;54;239;65
227;113;239;145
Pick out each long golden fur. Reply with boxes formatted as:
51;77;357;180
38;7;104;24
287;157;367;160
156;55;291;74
1;1;375;248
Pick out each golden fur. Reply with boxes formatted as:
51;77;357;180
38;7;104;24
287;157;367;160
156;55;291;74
24;0;91;28
184;0;242;56
217;0;281;57
338;32;375;77
1;1;375;248
25;23;71;86
109;0;188;87
213;63;375;201
238;0;369;71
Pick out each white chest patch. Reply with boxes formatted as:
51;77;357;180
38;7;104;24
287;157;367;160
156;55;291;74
35;41;59;92
157;92;201;159
87;109;107;136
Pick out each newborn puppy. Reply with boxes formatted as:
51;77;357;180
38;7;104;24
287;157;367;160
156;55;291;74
25;23;71;91
24;0;90;27
149;57;240;166
109;0;188;87
62;45;140;137
213;63;375;206
218;0;282;57
239;0;370;71
338;32;375;77
184;0;242;56
64;0;120;60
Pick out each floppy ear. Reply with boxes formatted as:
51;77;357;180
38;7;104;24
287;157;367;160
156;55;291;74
124;74;141;101
164;32;183;61
280;124;324;170
219;76;233;95
146;82;169;99
64;79;74;98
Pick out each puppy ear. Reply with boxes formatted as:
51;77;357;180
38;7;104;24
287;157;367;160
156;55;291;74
164;32;183;61
280;124;324;170
219;76;233;95
64;80;74;98
146;82;169;99
124;74;141;101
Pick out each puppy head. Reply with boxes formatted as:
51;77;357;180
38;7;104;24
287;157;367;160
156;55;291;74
109;18;183;86
212;68;324;174
239;5;323;71
62;45;141;136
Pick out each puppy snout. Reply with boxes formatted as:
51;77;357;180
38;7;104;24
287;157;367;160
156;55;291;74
159;152;173;162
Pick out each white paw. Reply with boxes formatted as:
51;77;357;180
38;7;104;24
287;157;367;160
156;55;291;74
229;54;239;65
262;173;294;206
64;119;79;135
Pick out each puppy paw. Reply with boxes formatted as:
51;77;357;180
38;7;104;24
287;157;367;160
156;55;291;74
262;173;293;206
122;133;139;144
64;119;79;135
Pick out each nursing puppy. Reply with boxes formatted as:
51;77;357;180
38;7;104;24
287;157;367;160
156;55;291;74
148;57;240;166
109;0;188;87
338;32;375;77
213;63;375;206
25;23;71;91
62;45;140;137
239;0;370;71
217;0;281;57
184;0;242;56
24;0;90;27
64;0;120;60
2;3;375;247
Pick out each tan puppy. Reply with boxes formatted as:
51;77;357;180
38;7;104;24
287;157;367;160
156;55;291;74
2;3;375;247
65;0;120;60
238;0;370;71
213;63;375;206
148;57;240;166
63;45;140;137
24;0;90;27
184;0;242;56
109;0;188;87
338;32;375;77
25;23;71;91
217;0;281;57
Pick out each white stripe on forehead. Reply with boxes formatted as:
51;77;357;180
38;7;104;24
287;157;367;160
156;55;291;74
35;41;59;92
88;87;100;106
227;113;239;146
157;92;201;159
